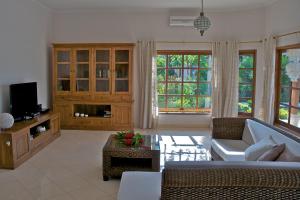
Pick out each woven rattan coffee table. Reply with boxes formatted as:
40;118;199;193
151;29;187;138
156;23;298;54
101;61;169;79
102;134;160;181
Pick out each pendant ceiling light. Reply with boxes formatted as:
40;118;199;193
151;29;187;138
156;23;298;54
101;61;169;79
194;0;211;36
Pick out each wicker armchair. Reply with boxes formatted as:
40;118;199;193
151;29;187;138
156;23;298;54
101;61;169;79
161;161;300;200
211;117;249;160
212;117;248;140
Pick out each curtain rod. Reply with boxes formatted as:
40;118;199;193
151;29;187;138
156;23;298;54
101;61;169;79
156;40;263;44
274;30;300;39
148;30;300;44
154;30;300;43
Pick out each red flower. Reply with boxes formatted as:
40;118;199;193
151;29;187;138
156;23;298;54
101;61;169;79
124;133;134;139
138;138;144;144
124;139;133;146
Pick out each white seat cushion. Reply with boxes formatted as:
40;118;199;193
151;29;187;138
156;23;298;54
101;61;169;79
211;139;250;161
118;172;161;200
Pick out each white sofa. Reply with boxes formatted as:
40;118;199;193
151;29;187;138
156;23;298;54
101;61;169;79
211;118;300;161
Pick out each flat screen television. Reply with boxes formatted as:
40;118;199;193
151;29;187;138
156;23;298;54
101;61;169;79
10;82;38;121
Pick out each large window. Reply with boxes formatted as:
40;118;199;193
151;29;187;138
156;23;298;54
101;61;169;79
238;50;256;116
156;51;212;113
276;45;300;131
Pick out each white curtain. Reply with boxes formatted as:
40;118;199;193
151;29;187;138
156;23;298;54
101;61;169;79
212;42;225;118
212;41;239;118
223;41;239;117
260;36;276;124
137;40;158;129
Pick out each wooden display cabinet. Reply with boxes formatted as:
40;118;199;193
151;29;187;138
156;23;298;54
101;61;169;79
52;43;134;130
0;113;60;169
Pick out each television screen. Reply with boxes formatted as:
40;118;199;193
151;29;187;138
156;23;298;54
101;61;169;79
10;82;38;120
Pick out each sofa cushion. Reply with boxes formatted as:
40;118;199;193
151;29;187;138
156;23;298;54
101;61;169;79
245;136;276;161
257;143;285;161
211;139;249;161
246;119;300;157
276;149;300;162
242;120;255;145
118;172;161;200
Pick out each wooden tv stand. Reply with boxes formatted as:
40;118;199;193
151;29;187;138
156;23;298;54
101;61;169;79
0;113;60;169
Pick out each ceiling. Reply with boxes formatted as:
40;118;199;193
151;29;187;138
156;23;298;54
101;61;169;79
36;0;279;11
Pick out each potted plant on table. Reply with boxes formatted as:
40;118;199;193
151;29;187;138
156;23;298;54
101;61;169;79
115;130;144;147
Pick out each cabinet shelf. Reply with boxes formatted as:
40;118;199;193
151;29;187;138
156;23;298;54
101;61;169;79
58;78;70;80
116;62;129;64
116;78;129;80
96;78;109;80
57;62;70;64
73;116;111;119
96;62;110;64
76;62;90;64
74;104;111;118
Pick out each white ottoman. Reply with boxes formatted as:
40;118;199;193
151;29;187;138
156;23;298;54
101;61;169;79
117;172;161;200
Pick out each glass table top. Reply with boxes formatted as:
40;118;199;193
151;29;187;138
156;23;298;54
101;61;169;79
158;135;211;168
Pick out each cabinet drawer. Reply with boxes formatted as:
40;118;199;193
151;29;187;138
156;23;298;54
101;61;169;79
30;130;51;150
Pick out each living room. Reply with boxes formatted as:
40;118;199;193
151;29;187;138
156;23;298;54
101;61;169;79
0;0;300;199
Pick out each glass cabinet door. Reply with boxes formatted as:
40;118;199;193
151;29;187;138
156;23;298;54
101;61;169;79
95;49;110;92
75;49;90;92
56;50;71;92
115;50;129;92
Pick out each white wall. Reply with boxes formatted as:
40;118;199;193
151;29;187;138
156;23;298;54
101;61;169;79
266;0;300;46
0;0;52;113
52;8;266;128
266;0;300;36
53;8;266;42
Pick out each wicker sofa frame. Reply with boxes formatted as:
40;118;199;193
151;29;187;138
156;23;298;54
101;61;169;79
161;161;300;200
160;118;300;200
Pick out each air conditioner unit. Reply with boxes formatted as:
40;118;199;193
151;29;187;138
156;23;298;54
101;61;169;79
169;16;195;27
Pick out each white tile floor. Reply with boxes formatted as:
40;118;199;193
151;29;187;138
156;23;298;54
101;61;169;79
0;129;210;200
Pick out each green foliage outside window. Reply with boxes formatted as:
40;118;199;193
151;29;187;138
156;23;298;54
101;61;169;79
238;53;255;115
238;99;252;114
156;54;212;112
279;107;289;120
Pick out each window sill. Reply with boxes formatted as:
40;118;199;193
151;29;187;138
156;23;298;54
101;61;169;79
159;112;211;116
274;123;300;139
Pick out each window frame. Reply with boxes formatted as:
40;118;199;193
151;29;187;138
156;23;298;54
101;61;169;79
275;43;300;133
238;50;257;117
157;50;212;114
